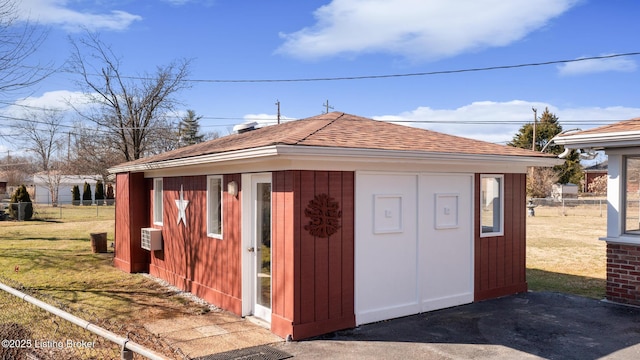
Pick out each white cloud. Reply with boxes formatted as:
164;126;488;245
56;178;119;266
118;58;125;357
558;55;637;76
374;101;640;144
0;90;94;125
277;0;578;61
17;0;142;31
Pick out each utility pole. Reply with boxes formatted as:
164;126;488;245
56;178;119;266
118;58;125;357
532;107;537;151
275;100;281;124
323;100;333;114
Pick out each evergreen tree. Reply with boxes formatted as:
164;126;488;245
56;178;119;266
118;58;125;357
106;183;115;205
71;185;81;205
82;182;92;205
95;180;105;205
9;184;33;220
509;108;583;189
178;109;205;146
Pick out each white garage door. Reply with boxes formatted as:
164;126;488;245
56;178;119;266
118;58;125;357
355;172;474;325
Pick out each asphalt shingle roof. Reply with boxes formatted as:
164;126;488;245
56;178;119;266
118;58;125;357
565;117;640;136
116;112;553;169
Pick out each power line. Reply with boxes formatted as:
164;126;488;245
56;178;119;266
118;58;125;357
14;52;640;83
186;52;640;83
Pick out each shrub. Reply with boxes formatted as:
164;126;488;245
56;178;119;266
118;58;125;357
95;180;105;205
71;185;81;205
82;182;92;205
9;184;33;220
106;183;115;205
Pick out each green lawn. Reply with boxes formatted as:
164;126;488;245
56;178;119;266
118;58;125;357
526;204;607;299
0;206;209;323
0;202;610;324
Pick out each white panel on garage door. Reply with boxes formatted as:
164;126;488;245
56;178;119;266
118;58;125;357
420;174;474;312
355;173;418;325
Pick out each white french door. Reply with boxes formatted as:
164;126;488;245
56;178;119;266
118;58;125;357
242;173;272;322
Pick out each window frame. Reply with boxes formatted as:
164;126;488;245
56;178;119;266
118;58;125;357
623;156;640;236
207;175;224;239
480;174;504;238
153;178;163;226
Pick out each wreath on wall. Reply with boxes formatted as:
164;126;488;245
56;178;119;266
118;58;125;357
304;193;342;238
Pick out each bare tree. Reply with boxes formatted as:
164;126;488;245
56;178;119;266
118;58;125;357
0;153;36;186
13;109;65;205
0;0;51;98
527;167;559;199
68;31;191;161
588;174;607;195
67;121;123;180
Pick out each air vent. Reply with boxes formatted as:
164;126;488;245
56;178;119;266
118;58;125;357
233;121;258;134
141;228;162;251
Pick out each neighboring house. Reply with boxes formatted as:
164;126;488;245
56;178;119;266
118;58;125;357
33;174;100;205
583;161;608;193
555;117;640;307
109;112;559;340
0;179;6;197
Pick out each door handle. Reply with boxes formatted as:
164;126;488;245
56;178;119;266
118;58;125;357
247;247;255;253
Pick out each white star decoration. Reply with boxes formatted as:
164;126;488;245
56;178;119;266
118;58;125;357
175;185;189;226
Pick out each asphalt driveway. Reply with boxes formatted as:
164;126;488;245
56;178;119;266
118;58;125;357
273;292;640;359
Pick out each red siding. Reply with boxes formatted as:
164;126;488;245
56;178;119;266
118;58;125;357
271;170;355;340
114;172;149;273
474;173;528;301
147;174;243;315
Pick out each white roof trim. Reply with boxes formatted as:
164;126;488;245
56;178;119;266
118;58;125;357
108;144;561;174
554;130;640;149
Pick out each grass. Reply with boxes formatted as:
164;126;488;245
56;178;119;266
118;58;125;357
526;204;607;299
0;202;610;325
0;206;209;324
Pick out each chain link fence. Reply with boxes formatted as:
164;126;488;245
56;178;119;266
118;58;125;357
530;197;607;217
0;276;189;360
0;202;115;221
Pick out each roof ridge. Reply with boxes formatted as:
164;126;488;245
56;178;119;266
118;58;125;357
293;112;344;145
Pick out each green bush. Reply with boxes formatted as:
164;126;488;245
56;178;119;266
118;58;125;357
82;182;92;206
95;180;105;205
71;185;81;205
9;184;33;220
106;183;115;205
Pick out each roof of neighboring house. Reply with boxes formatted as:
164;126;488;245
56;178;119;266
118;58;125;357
567;118;640;136
555;117;640;149
584;161;608;172
32;173;101;185
110;112;558;173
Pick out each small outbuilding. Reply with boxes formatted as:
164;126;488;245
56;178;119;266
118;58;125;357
32;174;101;205
555;118;640;307
109;112;559;339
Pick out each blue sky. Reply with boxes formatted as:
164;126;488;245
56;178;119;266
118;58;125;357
2;0;640;154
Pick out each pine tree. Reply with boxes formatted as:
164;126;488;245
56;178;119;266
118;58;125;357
95;180;105;205
509;108;583;191
82;182;92;205
9;185;33;220
106;183;115;205
71;185;81;205
178;109;205;147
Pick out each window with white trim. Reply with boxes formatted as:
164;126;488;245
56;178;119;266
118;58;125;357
207;175;223;238
153;178;163;225
624;156;640;235
480;174;504;237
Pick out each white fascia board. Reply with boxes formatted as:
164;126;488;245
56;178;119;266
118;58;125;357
108;146;280;173
554;131;640;149
108;144;562;174
275;145;562;167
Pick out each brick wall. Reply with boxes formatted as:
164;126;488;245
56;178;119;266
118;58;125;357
607;243;640;305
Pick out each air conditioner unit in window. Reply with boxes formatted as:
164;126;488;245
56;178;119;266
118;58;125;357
141;228;162;251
